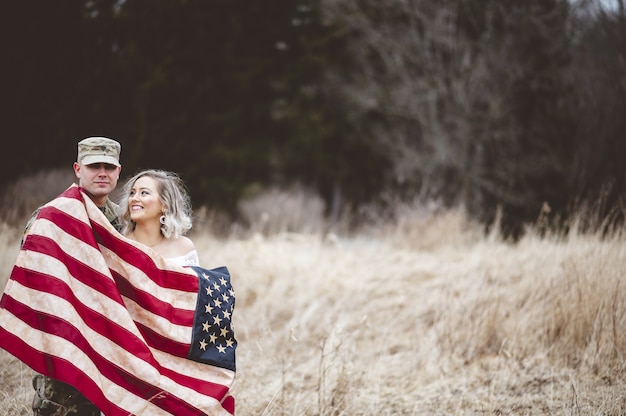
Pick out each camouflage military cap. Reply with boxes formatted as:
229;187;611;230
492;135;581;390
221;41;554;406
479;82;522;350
77;136;121;167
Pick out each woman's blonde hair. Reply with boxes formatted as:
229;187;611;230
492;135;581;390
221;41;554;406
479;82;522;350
117;169;193;238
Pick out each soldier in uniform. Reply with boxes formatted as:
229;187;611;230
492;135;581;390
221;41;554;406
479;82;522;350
23;136;122;416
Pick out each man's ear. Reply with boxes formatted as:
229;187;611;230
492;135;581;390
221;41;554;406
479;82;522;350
73;162;81;178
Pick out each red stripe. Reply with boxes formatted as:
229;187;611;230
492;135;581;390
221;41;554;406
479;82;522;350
113;270;195;326
136;320;191;357
223;395;236;414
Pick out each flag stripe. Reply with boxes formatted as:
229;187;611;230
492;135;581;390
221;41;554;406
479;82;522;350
114;272;195;326
0;185;236;415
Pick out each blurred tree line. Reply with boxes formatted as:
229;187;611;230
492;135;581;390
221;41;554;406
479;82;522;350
2;0;624;235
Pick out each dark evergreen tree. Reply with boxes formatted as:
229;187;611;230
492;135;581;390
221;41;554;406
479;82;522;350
568;4;626;229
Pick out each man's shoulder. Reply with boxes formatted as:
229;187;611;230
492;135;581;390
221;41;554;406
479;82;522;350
103;198;122;231
21;206;43;247
23;206;43;233
104;198;119;211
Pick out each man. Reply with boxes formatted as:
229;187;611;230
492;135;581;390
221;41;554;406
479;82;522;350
25;136;122;416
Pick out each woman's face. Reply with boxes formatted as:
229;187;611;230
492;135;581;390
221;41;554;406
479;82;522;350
128;176;164;225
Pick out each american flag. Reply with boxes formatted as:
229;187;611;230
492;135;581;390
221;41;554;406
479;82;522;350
0;185;237;415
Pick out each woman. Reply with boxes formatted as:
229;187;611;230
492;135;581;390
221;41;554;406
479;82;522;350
117;169;199;267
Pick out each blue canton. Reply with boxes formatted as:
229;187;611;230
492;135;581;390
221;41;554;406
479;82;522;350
188;266;237;372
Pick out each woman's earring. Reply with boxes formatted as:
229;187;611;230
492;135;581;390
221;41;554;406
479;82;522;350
160;215;166;225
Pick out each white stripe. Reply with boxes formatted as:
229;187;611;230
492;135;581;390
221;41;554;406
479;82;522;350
151;348;236;388
47;195;91;223
122;295;192;342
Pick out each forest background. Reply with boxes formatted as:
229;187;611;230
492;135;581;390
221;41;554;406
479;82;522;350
1;0;625;235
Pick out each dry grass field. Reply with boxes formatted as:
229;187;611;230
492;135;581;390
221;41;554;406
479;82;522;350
1;180;625;415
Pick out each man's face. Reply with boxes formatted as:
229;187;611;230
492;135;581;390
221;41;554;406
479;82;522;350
73;162;121;206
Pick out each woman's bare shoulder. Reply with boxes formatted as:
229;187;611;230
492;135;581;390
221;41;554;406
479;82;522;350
161;235;196;257
177;235;196;252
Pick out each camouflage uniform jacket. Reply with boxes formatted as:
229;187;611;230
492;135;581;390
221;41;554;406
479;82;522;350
25;198;121;416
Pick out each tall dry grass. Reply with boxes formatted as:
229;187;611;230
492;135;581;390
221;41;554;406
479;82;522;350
1;182;625;415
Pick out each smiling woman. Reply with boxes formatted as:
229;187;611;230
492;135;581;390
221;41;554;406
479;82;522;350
117;169;199;266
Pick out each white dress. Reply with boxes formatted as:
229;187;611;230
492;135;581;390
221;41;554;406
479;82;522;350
165;249;200;267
